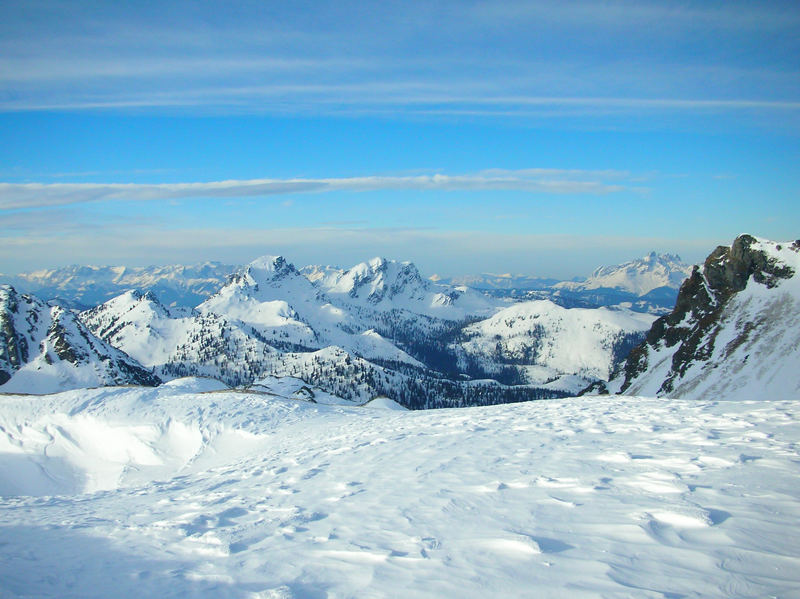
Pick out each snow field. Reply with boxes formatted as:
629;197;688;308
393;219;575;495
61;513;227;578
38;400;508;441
1;388;799;598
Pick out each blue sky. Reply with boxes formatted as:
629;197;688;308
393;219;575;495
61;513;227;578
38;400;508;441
1;1;798;278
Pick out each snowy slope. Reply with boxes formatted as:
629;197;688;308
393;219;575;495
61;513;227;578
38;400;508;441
455;300;655;392
1;386;798;598
555;252;692;295
82;288;289;388
0;286;160;394
614;235;800;400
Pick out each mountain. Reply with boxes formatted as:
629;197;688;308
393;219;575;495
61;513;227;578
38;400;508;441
304;257;499;320
431;253;694;313
0;285;161;394
554;252;692;296
1;262;234;308
453;300;655;394
80;257;557;408
11;253;679;404
602;235;800;399
540;252;693;313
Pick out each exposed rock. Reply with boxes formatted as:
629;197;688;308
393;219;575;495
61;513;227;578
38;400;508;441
610;234;799;399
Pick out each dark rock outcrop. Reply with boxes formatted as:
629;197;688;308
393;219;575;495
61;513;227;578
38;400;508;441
615;234;797;397
0;285;161;392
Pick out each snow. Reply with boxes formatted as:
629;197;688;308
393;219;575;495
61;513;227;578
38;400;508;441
555;252;692;296
0;288;158;394
1;386;799;598
622;237;800;400
304;256;501;320
456;300;655;384
161;376;230;393
362;396;408;410
4;262;234;307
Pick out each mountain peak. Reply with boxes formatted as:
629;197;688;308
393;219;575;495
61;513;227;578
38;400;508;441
557;253;693;296
247;255;292;273
612;234;799;399
231;256;301;288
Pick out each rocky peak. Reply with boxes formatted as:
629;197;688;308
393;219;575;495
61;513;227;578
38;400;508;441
703;234;796;300
228;256;300;288
612;234;799;398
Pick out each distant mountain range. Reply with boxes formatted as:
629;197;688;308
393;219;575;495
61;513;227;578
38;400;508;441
554;252;690;296
3;252;694;314
0;262;235;309
432;253;693;313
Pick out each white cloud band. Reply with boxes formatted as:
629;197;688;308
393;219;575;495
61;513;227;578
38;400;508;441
0;171;631;211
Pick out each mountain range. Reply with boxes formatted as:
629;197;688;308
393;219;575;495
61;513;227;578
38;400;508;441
0;262;235;309
2;238;796;405
0;253;664;404
3;252;693;313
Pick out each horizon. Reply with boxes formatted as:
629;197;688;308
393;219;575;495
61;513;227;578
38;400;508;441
2;246;697;283
1;1;798;277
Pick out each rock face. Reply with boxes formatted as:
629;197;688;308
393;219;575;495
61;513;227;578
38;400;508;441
606;235;800;400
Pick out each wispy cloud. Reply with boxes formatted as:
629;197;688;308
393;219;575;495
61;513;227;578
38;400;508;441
0;170;633;211
0;1;796;125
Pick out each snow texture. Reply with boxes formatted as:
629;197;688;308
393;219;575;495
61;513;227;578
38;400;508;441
1;385;799;598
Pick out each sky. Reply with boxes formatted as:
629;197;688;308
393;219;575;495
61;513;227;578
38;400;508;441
1;0;798;279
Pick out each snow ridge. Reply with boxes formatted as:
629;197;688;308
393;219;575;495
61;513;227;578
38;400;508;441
1;386;798;598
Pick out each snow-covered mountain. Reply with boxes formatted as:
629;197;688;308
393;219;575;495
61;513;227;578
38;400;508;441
79;258;553;407
304;257;499;320
1;262;234;308
0;286;161;394
555;252;692;296
454;300;655;393
1;383;798;598
4;249;741;404
77;255;656;403
605;235;800;399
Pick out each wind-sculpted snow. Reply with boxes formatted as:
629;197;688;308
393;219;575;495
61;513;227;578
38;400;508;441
1;387;799;598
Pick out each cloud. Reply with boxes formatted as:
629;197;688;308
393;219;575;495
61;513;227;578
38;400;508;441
0;1;797;127
0;170;632;211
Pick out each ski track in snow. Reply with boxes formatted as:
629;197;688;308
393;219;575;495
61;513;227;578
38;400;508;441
1;389;799;598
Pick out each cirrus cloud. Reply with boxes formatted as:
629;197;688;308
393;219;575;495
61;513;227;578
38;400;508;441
0;170;634;211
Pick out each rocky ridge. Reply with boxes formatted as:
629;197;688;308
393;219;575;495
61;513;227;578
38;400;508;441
600;235;800;399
